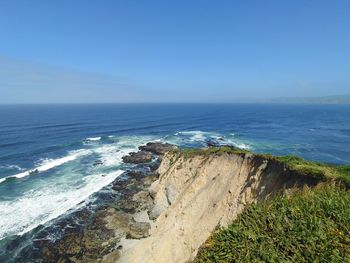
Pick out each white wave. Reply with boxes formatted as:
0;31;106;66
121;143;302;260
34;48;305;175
174;130;251;150
94;144;132;167
0;135;155;184
232;142;250;150
176;131;208;142
0;135;162;239
221;138;251;150
0;149;92;183
94;135;159;167
0;170;123;239
0;164;24;171
85;137;101;141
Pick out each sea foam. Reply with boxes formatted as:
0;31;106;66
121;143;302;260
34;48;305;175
85;137;102;141
176;131;210;142
172;130;251;150
0;135;158;239
0;170;123;240
0;149;91;183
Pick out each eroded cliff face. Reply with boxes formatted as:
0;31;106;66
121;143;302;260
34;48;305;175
116;151;319;263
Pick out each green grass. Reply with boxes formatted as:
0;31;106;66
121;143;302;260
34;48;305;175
171;147;350;185
194;184;350;263
265;154;350;185
171;146;250;159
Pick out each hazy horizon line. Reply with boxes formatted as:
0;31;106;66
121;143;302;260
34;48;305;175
1;94;350;105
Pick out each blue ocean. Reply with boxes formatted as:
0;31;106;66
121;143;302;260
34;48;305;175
0;103;349;245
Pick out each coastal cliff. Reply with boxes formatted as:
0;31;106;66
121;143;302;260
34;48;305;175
7;144;347;262
112;147;345;263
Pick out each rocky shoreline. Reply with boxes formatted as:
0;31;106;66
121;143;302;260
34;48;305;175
1;142;177;263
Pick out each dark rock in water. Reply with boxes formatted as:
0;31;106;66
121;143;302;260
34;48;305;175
205;138;221;147
122;151;152;164
29;169;39;175
149;161;160;172
20;207;118;263
139;142;177;155
126;170;146;177
111;171;157;214
106;209;150;239
141;173;160;187
93;160;103;166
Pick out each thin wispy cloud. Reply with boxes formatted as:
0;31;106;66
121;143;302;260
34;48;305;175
0;56;155;103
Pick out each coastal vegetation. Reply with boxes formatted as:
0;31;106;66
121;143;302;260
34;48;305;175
172;146;350;185
269;155;350;185
194;184;350;262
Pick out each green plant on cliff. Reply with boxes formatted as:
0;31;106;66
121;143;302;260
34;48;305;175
173;146;250;159
174;147;350;185
194;184;350;263
271;155;350;185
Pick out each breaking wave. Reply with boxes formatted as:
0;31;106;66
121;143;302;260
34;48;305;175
0;150;91;184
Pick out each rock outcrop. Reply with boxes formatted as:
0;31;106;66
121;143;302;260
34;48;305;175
116;150;320;263
122;151;153;164
139;142;178;155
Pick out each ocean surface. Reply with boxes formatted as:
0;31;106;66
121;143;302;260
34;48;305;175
0;103;349;250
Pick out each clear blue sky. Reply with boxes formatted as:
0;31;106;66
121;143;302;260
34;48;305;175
0;0;349;103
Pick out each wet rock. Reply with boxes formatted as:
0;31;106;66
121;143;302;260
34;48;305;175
132;190;153;211
205;138;221;147
118;199;140;213
149;161;160;172
93;160;103;166
139;142;178;155
29;169;39;175
122;151;152;164
141;173;160;187
133;190;152;203
126;170;146;177
105;209;134;232
126;221;151;239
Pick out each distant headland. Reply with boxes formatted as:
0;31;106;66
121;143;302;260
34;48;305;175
266;95;350;104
